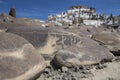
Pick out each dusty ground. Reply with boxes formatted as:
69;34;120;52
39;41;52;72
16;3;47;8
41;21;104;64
37;57;120;80
83;57;120;80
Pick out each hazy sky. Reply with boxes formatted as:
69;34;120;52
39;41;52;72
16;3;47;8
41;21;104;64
0;0;120;20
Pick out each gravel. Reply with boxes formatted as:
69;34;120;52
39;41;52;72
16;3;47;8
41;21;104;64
39;65;94;80
37;56;120;80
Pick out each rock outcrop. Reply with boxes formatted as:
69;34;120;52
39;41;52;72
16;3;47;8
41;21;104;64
7;27;81;55
53;37;114;67
9;7;16;18
0;32;46;80
92;31;120;55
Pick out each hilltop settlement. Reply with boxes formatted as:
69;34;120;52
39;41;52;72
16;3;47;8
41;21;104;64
0;6;120;80
48;6;119;27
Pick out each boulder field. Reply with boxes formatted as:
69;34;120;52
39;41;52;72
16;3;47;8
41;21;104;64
7;26;115;67
0;13;120;80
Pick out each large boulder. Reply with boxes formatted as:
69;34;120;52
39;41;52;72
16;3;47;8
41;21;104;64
92;31;120;55
7;26;81;55
53;37;115;67
7;26;81;66
0;32;46;80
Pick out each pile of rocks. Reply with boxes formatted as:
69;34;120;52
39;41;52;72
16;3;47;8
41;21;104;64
39;66;92;80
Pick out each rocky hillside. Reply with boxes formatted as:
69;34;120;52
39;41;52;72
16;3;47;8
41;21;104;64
0;12;120;80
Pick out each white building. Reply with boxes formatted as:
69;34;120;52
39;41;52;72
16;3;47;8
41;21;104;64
48;6;106;26
83;20;104;27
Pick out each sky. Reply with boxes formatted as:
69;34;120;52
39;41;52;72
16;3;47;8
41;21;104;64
0;0;120;20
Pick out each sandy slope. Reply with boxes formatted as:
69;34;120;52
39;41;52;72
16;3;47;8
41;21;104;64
82;60;120;80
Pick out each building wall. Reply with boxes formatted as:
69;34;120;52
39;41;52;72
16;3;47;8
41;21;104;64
83;20;104;27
